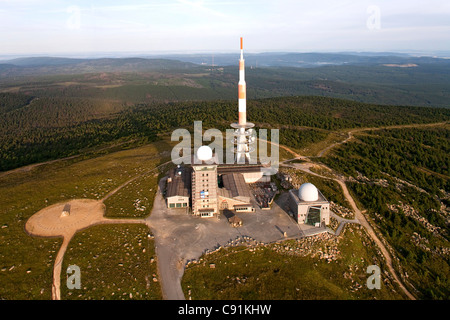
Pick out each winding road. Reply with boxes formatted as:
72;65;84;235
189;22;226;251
275;123;450;300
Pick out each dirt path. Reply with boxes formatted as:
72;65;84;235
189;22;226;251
282;156;416;299
52;236;71;300
0;139;137;179
0;155;81;179
101;158;174;202
316;121;448;157
25;198;148;300
50;218;146;300
25;154;178;300
276;122;439;300
333;179;416;300
317;131;353;157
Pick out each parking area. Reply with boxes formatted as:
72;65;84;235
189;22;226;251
146;177;325;299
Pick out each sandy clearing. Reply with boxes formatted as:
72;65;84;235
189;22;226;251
25;199;105;238
25;198;146;300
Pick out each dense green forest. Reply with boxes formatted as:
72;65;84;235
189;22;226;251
0;92;33;114
320;127;450;299
321;128;449;194
1;92;449;172
279;128;328;150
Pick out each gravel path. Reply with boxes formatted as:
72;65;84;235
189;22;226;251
278;133;418;300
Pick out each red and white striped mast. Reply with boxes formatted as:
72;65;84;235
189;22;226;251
238;37;246;126
232;37;255;164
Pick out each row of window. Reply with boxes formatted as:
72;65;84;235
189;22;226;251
169;203;187;208
200;212;213;217
235;206;252;211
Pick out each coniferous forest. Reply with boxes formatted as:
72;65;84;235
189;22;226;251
1;91;449;172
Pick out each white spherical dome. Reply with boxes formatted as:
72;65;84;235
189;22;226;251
197;146;213;161
298;183;319;202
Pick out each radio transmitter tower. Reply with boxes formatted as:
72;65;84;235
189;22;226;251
231;37;255;164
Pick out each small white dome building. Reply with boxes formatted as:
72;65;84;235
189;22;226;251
197;146;213;161
289;183;330;227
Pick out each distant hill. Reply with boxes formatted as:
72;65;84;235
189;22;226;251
1;52;450;108
0;57;199;77
4;57;87;66
147;52;450;68
2;52;450;72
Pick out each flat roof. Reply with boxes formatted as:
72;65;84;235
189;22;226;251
221;172;251;199
166;166;191;198
289;188;328;205
218;164;267;174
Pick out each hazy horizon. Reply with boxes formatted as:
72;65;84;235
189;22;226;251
2;49;450;62
1;0;450;57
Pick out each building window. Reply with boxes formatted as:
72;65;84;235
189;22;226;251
169;203;175;208
306;206;321;226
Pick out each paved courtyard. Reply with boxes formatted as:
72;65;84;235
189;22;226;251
146;177;327;300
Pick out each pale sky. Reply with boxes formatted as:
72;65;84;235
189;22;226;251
1;0;450;56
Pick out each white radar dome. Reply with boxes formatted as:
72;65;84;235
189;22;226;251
298;183;319;202
197;146;213;161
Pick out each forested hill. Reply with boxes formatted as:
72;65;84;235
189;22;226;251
2;57;450;108
0;57;198;77
5;52;450;69
1;92;449;172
